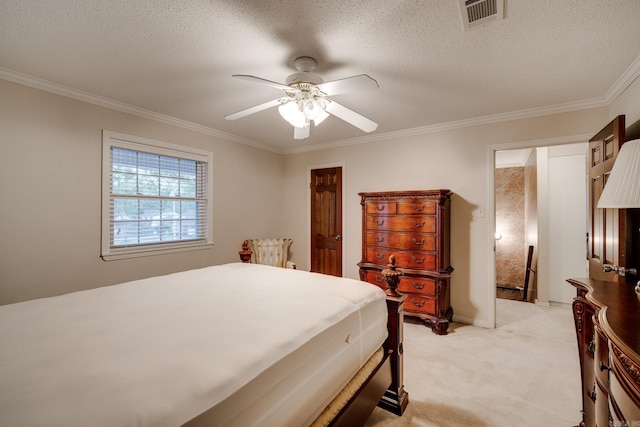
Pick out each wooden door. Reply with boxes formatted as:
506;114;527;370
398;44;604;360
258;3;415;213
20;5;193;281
588;115;626;282
310;167;342;276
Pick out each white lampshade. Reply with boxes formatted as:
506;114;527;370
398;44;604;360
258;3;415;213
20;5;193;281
303;98;329;125
597;139;640;208
278;101;306;128
279;96;329;130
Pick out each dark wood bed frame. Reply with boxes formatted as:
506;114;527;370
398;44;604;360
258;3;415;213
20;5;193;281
239;241;408;425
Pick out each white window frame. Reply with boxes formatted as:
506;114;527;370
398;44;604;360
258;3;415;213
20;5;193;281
101;130;213;261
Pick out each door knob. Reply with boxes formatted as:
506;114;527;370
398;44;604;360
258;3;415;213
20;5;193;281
335;235;342;241
603;264;637;276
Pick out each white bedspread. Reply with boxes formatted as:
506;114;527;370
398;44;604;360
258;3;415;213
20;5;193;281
0;263;387;427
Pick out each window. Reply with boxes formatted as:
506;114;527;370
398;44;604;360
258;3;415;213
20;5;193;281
102;131;213;260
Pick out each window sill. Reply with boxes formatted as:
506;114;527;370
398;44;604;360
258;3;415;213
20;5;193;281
101;241;213;261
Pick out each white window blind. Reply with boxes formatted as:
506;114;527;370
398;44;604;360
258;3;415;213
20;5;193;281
102;131;213;260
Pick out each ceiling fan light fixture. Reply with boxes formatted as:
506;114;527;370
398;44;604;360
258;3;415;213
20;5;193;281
226;56;379;139
303;98;329;124
278;101;307;128
279;96;329;129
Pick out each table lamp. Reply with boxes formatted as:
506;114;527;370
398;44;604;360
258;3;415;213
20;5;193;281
597;139;640;292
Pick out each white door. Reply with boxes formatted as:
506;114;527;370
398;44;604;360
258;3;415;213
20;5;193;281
548;147;588;304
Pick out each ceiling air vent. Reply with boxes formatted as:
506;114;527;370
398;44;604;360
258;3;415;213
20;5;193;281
458;0;504;31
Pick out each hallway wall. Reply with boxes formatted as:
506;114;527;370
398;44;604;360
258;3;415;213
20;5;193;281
495;167;526;288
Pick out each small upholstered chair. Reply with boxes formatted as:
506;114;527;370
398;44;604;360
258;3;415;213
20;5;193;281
241;238;296;269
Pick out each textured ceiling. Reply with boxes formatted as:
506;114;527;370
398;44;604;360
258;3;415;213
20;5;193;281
1;0;640;153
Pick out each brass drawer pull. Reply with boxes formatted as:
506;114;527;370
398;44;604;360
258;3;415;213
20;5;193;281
376;236;385;243
375;252;385;259
412;256;425;264
413;205;425;211
375;275;384;283
413;220;425;228
412;298;425;307
376;205;385;211
376;219;385;226
412;238;425;246
412;281;425;289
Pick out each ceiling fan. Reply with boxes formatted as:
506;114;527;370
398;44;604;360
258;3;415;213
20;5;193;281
225;56;379;139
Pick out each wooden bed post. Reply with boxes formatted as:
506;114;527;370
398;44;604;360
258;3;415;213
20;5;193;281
379;293;408;415
379;255;409;415
239;240;252;263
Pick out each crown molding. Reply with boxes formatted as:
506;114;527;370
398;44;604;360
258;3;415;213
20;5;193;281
0;67;283;154
285;97;608;154
605;54;640;103
285;55;640;154
3;57;637;156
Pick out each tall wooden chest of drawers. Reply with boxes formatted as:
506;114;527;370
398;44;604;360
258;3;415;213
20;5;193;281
358;190;453;335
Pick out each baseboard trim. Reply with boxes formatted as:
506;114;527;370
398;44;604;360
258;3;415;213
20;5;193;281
451;314;492;329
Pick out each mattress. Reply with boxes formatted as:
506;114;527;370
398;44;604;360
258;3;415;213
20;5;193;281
0;263;387;427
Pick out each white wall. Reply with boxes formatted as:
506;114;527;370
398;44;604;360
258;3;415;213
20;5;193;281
283;110;608;327
0;79;285;304
610;75;640;124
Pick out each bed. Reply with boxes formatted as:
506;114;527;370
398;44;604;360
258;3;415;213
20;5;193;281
0;261;406;426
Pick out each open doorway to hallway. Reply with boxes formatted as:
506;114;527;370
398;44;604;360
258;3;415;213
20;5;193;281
495;148;536;302
494;144;589;307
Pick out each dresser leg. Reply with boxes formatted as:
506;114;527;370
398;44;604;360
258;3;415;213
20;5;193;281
418;306;453;335
429;319;450;335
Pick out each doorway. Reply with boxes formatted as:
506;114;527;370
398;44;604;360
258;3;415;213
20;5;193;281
494;149;536;302
494;143;588;308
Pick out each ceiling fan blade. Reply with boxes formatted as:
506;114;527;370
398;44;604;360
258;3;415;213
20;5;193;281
225;98;285;120
316;74;379;96
232;75;291;91
324;100;378;133
294;125;310;140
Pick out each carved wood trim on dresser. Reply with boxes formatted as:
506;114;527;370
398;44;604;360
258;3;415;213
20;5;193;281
567;278;640;427
358;190;453;335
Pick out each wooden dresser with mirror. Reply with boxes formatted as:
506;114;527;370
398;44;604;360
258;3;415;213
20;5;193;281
568;115;640;426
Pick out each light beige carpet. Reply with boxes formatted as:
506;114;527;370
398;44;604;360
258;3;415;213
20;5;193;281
365;298;581;427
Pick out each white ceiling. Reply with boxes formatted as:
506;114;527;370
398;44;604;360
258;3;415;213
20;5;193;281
1;1;640;153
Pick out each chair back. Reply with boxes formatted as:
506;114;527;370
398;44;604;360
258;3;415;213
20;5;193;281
246;238;294;268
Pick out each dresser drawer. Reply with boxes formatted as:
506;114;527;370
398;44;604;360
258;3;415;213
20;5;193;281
397;200;436;215
404;295;436;315
365;202;397;215
366;215;436;232
362;269;437;298
362;269;387;289
610;343;640;420
398;276;436;296
366;249;436;270
366;231;436;251
594;326;610;393
610;366;640;425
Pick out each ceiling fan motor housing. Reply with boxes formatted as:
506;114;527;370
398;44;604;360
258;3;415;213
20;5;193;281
286;72;324;86
286;56;324;86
